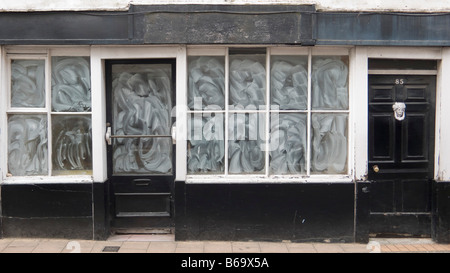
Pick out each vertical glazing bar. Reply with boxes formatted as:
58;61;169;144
265;48;270;176
224;48;229;175
306;48;312;176
45;50;52;176
176;46;188;181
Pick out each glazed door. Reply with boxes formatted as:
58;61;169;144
368;75;435;237
105;59;176;234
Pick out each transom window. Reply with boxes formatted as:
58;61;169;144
186;47;349;178
5;53;92;177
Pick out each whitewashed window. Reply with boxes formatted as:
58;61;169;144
187;47;349;178
6;54;92;177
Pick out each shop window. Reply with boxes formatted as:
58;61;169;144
187;48;349;178
6;55;92;177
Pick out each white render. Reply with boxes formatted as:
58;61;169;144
1;0;450;12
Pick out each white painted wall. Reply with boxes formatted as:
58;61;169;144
1;0;450;12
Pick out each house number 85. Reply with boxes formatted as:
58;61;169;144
395;79;404;85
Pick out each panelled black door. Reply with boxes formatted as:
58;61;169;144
368;75;435;237
105;59;176;234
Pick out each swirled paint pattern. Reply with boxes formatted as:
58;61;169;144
311;114;348;174
269;114;307;174
188;56;225;110
112;64;173;174
52;115;92;174
229;55;266;109
187;114;225;173
11;60;45;108
52;57;91;112
270;56;308;110
312;57;349;110
8;115;48;176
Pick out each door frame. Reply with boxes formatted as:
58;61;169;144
90;46;188;183
351;47;443;183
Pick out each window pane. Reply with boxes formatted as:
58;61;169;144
270;113;307;174
8;114;48;176
312;56;349;110
111;63;173;174
188;56;225;110
311;114;348;174
270;56;308;110
187;113;225;173
11;59;45;108
228;112;265;174
52;57;91;112
229;55;266;110
52;115;92;175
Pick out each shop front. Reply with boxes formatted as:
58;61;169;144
0;4;449;243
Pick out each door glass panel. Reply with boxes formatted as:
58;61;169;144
8;114;48;176
11;59;46;108
111;63;173;175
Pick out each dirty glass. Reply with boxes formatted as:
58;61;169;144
111;64;173;174
228;112;265;174
270;56;308;110
51;57;91;112
52;115;92;175
311;56;349;110
11;59;45;108
8;114;48;176
269;113;307;175
187;113;225;174
229;55;266;110
310;114;348;174
188;56;225;110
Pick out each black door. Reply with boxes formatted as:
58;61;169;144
368;75;435;237
105;59;176;234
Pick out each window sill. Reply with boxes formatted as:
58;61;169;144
185;175;354;184
1;175;94;184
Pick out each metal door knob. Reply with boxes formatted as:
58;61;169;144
373;165;379;173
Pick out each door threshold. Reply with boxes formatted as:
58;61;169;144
113;227;174;235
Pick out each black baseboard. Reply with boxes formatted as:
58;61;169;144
1;183;94;240
175;181;355;243
432;180;450;243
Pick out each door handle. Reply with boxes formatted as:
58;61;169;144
105;125;112;145
373;165;380;173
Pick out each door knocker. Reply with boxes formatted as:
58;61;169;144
392;102;406;121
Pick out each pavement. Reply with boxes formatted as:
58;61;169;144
0;234;449;253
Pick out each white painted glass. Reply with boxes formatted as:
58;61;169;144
52;115;92;175
11;59;45;108
312;56;349;110
270;56;308;110
269;113;307;174
187;113;225;174
228;112;265;174
111;64;173;174
8;114;48;176
310;114;348;174
188;56;225;110
51;57;91;112
229;55;266;110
